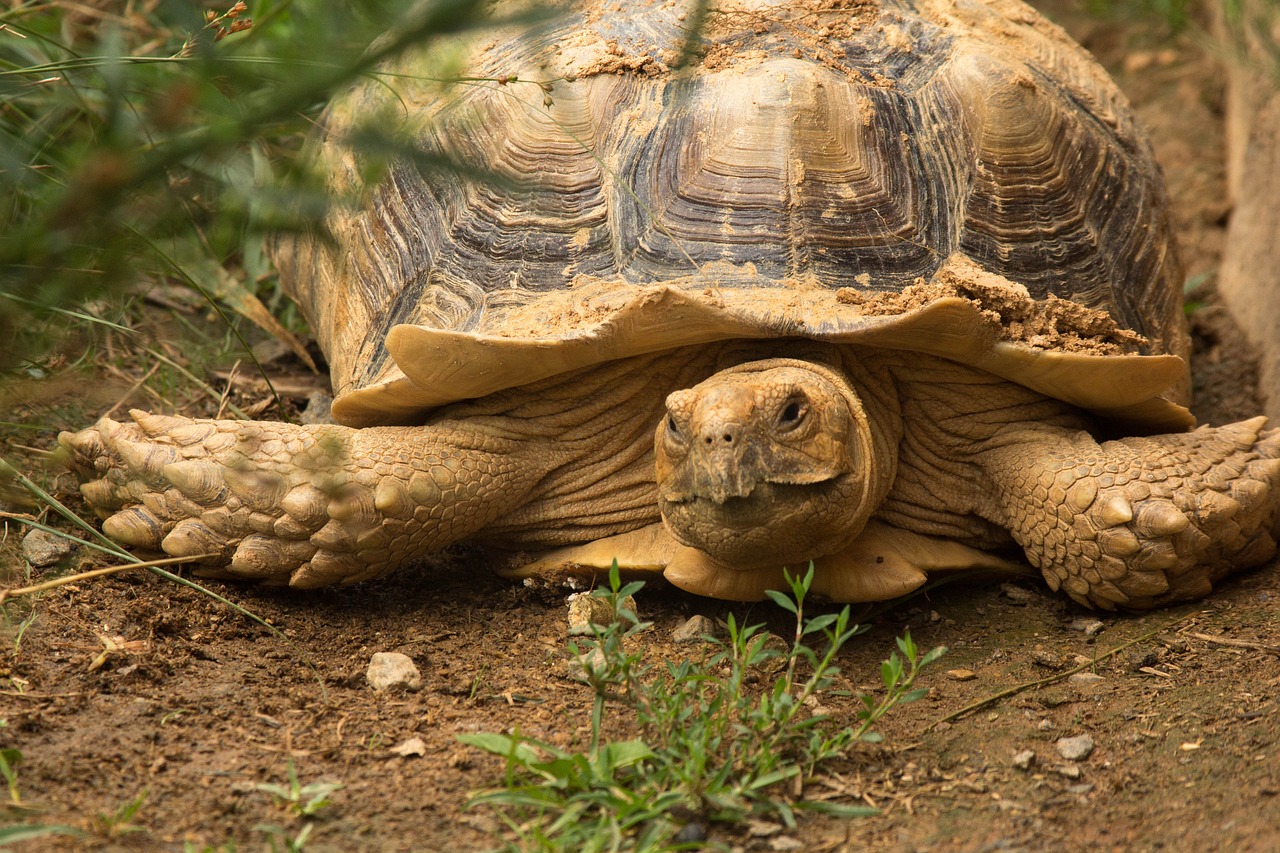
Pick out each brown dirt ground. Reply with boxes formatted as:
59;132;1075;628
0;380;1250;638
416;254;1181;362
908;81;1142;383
3;3;1279;851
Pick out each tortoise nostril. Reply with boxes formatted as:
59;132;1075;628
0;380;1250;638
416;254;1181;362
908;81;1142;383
722;433;733;443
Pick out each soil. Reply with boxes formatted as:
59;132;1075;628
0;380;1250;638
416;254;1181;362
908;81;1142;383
3;3;1279;852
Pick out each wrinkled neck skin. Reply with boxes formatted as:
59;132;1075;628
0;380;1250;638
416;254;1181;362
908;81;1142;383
654;343;903;570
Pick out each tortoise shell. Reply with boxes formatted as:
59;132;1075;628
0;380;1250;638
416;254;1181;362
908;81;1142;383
276;0;1190;430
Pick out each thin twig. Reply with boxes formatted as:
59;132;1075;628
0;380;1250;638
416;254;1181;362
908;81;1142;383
1184;631;1280;656
0;554;215;604
929;612;1199;728
144;347;249;419
102;361;161;420
215;359;242;419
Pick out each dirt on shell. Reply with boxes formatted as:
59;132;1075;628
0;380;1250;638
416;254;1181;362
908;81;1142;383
2;3;1278;853
841;255;1147;354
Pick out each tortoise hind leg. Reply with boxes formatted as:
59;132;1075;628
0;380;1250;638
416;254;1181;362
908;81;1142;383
59;410;555;587
985;416;1280;610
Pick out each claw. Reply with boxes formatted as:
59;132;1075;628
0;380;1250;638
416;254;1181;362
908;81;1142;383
223;468;288;513
102;507;165;549
161;460;228;505
290;552;361;588
280;485;329;527
162;518;229;560
1096;528;1141;558
1121;570;1170;597
231;535;316;579
80;479;122;514
113;436;178;486
131;411;188;438
1096;492;1134;526
58;428;104;464
1134;501;1190;537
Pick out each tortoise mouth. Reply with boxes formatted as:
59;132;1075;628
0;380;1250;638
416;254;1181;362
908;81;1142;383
659;476;863;569
662;479;841;529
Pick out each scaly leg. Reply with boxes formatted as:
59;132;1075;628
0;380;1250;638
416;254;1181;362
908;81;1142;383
984;416;1280;609
59;410;556;587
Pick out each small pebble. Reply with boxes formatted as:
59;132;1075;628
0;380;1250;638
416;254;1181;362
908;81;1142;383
1070;618;1106;637
567;592;636;633
1056;734;1096;761
1012;750;1036;771
1053;764;1083;780
674;822;707;844
366;652;422;692
1000;583;1034;605
1068;672;1107;687
390;736;427;758
746;820;781;837
21;529;75;567
672;614;720;643
565;647;608;682
1038;719;1054;731
1130;650;1162;671
1031;649;1064;669
299;391;334;425
946;669;978;681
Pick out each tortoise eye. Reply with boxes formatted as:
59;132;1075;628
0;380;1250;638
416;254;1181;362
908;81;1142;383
667;415;681;436
778;397;806;429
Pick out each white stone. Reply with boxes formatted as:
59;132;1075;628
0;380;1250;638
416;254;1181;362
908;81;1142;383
366;652;422;692
672;614;721;643
22;529;75;567
1056;734;1096;761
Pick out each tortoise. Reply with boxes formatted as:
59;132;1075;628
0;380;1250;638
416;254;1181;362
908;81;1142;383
60;0;1280;610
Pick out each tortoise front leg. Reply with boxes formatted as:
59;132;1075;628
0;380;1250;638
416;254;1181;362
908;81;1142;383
983;417;1280;609
59;411;555;587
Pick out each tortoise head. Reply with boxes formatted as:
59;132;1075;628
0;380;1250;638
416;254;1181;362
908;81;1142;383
655;358;893;576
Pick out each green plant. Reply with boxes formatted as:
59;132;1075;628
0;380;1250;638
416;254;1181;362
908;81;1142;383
1083;0;1196;30
0;742;21;806
91;790;148;838
0;0;536;375
460;564;945;851
0;823;84;846
256;761;342;818
254;822;314;853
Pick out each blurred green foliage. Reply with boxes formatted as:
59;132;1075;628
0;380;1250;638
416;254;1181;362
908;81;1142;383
0;0;530;375
1082;0;1196;30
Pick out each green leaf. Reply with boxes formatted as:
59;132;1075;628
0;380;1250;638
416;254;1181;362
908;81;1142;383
600;739;655;769
456;732;554;765
0;824;85;845
794;800;879;818
896;632;917;662
880;658;900;690
921;645;949;667
764;589;798;614
802;613;838;635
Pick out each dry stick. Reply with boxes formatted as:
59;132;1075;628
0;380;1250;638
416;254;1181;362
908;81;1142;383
928;612;1199;729
0;553;216;604
215;359;242;420
1184;631;1280;656
144;347;250;420
102;361;161;420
